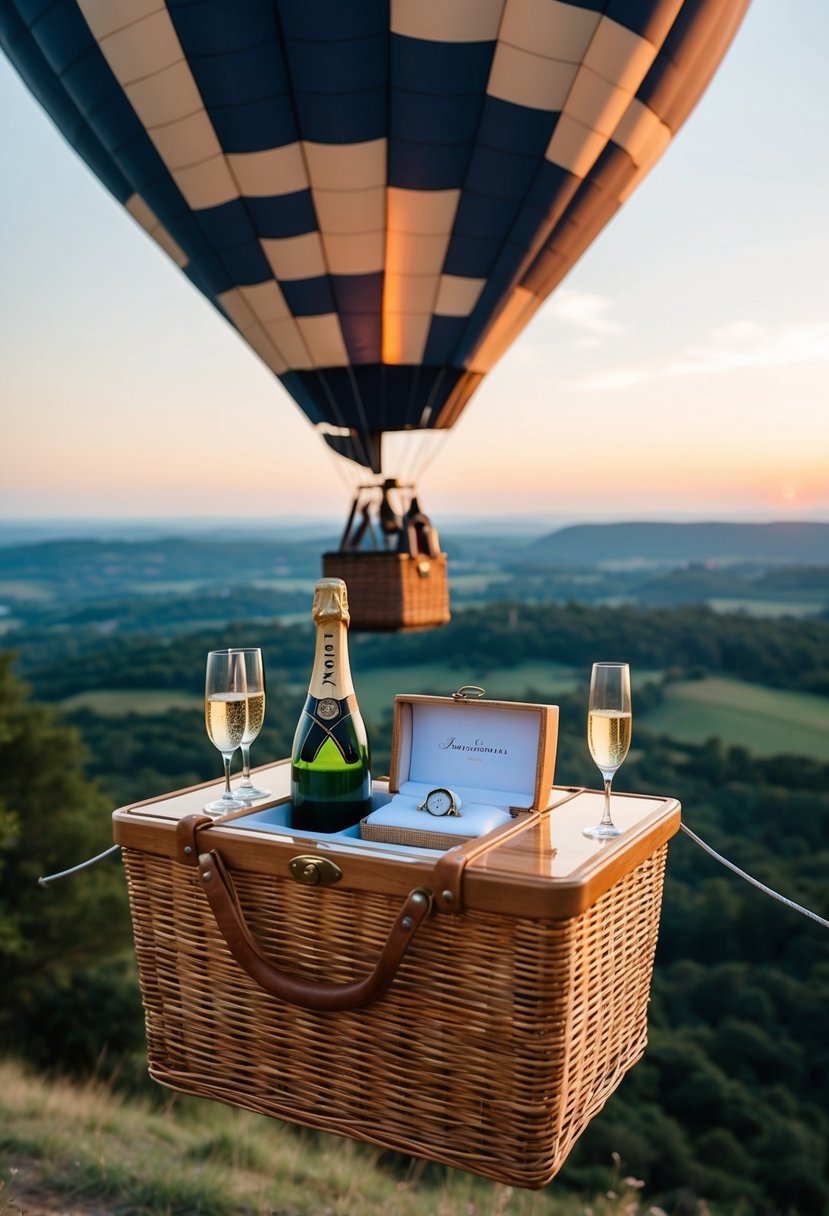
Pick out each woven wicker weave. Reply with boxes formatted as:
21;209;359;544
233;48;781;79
122;841;667;1188
322;551;450;631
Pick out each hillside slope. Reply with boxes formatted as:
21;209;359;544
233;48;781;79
530;521;829;564
0;1059;648;1216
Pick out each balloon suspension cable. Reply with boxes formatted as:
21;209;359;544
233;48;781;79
412;430;450;483
325;444;364;510
386;429;449;489
396;433;422;485
680;824;829;929
38;843;121;887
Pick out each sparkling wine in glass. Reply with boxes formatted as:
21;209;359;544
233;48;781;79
233;647;271;801
204;649;248;815
583;662;632;840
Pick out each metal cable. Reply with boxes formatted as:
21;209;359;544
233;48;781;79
679;823;829;929
37;822;828;933
39;843;120;887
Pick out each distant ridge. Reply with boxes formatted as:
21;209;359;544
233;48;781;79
530;521;829;565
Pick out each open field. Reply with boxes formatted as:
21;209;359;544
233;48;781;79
59;665;584;725
706;597;827;618
296;660;584;719
0;580;53;602
442;572;513;594
52;668;829;762
348;663;665;721
640;676;829;760
62;690;203;716
602;594;827;619
137;579;207;595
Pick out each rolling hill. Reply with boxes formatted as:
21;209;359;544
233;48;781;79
529;521;829;565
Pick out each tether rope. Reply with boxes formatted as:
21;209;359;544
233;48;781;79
38;843;120;887
680;823;829;929
38;824;829;930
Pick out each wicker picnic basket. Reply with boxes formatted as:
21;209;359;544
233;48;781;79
322;550;450;631
113;751;679;1188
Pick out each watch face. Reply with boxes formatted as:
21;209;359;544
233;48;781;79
425;789;453;816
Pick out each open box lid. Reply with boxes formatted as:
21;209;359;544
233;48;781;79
389;693;558;812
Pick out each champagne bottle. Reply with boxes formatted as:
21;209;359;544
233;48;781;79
291;578;371;832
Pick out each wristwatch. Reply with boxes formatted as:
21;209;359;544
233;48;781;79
417;787;462;817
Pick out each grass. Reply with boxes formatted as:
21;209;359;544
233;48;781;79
138;581;209;595
251;579;319;593
58;663;582;725
61;690;203;716
706;597;826;618
0;1059;668;1216
55;666;828;763
442;573;513;593
0;580;53;602
308;662;583;720
640;676;829;760
347;664;664;723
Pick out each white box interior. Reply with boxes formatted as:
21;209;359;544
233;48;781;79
396;700;545;809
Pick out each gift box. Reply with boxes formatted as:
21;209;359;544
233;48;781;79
361;691;558;849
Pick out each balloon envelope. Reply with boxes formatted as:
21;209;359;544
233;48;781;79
1;0;749;471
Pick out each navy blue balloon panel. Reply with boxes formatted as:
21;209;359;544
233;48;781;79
1;0;749;471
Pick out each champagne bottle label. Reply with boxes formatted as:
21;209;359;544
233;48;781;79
294;694;361;765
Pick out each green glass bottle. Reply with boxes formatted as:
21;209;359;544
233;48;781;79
291;577;371;832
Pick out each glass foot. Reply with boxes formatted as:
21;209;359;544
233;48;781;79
236;782;271;802
583;821;623;840
204;794;248;815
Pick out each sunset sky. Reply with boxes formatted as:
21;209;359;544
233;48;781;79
1;0;827;527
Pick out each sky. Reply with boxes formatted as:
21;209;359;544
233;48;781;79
1;0;828;527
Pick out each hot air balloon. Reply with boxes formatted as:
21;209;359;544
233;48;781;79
1;0;750;627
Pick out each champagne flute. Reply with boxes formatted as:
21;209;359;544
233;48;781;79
233;647;271;801
204;649;249;815
583;662;632;840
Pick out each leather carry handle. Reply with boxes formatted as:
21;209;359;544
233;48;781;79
197;848;432;1011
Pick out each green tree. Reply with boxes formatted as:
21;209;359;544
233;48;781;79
0;654;137;1072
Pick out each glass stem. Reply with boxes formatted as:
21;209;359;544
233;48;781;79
601;777;614;827
222;753;234;798
240;743;252;785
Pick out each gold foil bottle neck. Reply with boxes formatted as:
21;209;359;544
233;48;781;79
312;578;350;624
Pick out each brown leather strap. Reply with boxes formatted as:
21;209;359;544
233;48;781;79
431;811;540;912
197;848;432;1011
176;813;214;865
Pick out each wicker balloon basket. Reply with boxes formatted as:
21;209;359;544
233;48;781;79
322;550;450;631
113;764;679;1190
323;481;450;631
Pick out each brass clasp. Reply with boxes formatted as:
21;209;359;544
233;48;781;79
288;855;343;887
